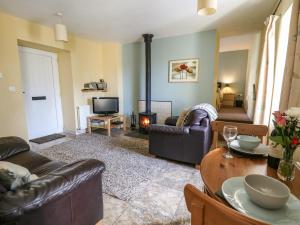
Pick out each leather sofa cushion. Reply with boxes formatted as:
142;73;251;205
165;116;179;126
5;151;51;173
0;137;30;160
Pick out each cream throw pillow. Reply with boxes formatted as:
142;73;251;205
176;110;189;127
0;161;38;190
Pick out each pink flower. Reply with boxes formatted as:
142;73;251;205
276;116;286;127
273;111;282;118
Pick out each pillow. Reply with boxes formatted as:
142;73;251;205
0;136;30;160
176;109;203;127
0;161;38;190
176;110;189;127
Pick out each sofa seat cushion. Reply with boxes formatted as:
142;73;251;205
0;137;30;160
5;151;51;173
32;161;66;177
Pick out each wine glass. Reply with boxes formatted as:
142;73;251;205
223;125;238;159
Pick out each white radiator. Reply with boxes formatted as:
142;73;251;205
77;105;91;130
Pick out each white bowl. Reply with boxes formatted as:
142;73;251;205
244;174;290;209
237;135;260;150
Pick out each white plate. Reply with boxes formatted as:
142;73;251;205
222;177;300;225
230;140;269;156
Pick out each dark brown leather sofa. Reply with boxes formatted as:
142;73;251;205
0;136;105;225
149;109;212;165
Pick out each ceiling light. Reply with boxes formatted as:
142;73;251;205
197;0;217;16
54;12;68;42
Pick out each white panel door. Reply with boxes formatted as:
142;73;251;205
19;47;63;139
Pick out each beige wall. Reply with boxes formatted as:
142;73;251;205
220;33;254;52
102;43;123;114
212;32;220;107
244;32;261;120
0;11;122;139
57;51;76;132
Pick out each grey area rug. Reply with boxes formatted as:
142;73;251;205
35;134;192;201
124;130;149;140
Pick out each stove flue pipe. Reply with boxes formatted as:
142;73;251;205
142;33;154;114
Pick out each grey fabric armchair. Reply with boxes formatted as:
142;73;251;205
149;109;212;166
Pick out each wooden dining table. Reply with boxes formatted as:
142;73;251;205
200;148;300;204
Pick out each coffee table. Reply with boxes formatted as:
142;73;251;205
87;115;126;136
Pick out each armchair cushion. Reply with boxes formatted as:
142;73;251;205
176;109;208;127
165;116;179;126
0;137;30;160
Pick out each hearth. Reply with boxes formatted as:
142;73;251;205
138;33;157;133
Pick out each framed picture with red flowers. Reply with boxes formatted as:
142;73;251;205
168;58;199;83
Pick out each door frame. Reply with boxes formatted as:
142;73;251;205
19;46;64;138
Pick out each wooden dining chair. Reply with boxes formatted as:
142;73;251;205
211;121;269;149
184;184;269;225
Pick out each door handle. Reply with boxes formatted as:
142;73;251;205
32;96;46;100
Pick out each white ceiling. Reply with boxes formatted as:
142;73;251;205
0;0;277;43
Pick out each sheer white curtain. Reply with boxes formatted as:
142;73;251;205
280;0;300;110
254;15;279;126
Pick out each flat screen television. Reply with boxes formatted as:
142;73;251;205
92;97;119;115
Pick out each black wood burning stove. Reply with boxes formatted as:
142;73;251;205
139;34;157;134
139;112;156;133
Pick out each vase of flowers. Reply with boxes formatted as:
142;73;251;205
270;108;300;181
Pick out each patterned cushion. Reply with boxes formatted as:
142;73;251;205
0;161;38;190
176;110;189;127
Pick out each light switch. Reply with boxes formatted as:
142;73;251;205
8;85;16;92
0;72;3;79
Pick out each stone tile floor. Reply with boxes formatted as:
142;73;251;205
31;131;204;225
100;166;203;225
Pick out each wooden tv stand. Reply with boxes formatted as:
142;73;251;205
87;114;126;136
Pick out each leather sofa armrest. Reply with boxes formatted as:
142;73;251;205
200;118;210;127
149;124;190;135
189;125;209;134
0;137;30;160
0;159;105;223
190;125;212;154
